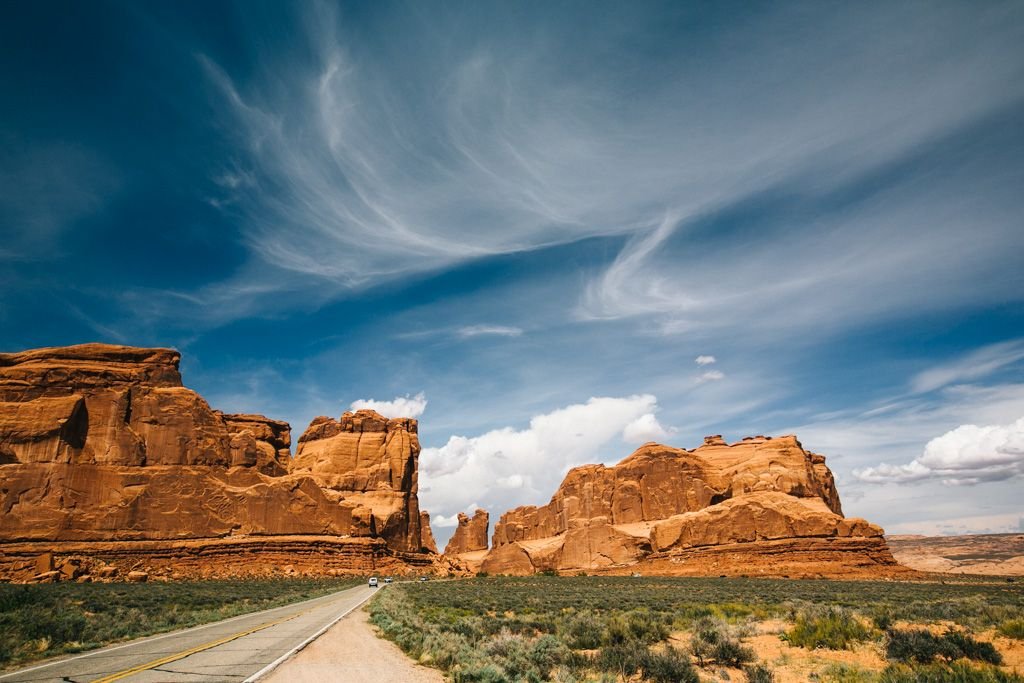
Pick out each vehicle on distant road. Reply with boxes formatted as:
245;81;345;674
419;576;429;582
384;577;393;584
368;576;378;587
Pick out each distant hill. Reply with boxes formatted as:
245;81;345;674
887;533;1024;576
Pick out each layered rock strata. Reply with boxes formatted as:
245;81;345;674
0;343;441;581
482;435;903;577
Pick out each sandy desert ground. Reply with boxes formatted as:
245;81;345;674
888;533;1024;575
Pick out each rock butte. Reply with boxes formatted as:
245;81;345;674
444;509;490;571
478;436;907;578
0;343;446;582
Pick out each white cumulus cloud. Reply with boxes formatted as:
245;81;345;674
350;392;427;418
622;413;673;443
695;355;716;366
855;416;1024;486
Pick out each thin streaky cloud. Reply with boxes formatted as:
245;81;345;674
457;325;524;339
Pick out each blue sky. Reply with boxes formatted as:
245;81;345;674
2;1;1023;546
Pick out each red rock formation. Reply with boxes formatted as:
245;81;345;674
220;413;291;475
420;512;439;554
482;436;903;578
444;510;490;555
0;343;443;581
291;411;425;552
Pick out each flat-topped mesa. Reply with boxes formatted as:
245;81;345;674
291;409;425;553
482;434;900;578
0;343;444;581
444;509;490;555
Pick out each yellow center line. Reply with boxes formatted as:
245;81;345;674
90;612;301;683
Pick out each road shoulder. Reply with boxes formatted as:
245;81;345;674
263;602;445;683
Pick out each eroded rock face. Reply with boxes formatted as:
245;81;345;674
0;343;441;581
482;436;901;577
444;509;490;555
420;512;439;554
291;411;425;553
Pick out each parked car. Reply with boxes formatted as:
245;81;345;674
384;577;393;584
368;576;379;587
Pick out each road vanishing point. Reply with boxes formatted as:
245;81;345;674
0;584;378;682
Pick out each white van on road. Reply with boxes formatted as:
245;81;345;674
368;576;378;588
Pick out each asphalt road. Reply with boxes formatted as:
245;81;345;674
0;583;378;683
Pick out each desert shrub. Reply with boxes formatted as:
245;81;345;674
689;615;755;666
713;636;756;667
603;610;670;647
558;610;604;649
549;666;581;683
879;661;1024;683
942;630;1002;665
871;608;895;632
744;663;775;682
784;606;871;650
421;631;473;669
595;643;646;677
454;662;509;683
886;628;944;664
20;611;87;645
479;630;571;682
886;628;1002;665
528;634;571;672
642;645;699;683
820;663;877;683
997;618;1024;640
602;614;633;646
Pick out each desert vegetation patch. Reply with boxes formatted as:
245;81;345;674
369;576;1024;682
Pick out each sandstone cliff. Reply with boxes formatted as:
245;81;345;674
292;411;426;553
0;343;442;581
443;509;490;573
482;436;902;578
444;510;490;555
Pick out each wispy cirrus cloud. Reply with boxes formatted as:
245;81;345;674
136;1;1023;335
910;340;1024;394
457;325;523;339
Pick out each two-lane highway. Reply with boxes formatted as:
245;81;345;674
1;583;378;682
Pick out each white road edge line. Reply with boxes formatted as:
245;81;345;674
243;585;382;683
0;585;362;681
